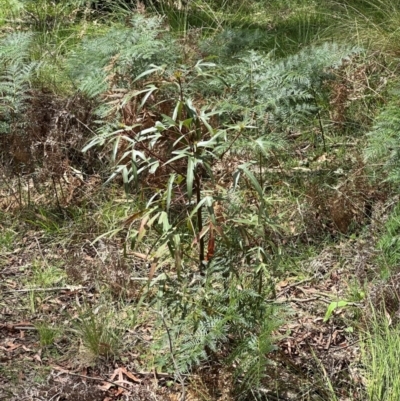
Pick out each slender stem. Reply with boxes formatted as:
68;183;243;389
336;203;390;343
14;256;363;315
177;74;184;104
258;270;262;295
18;174;22;206
159;310;186;401
0;173;21;206
195;172;204;269
51;176;62;212
219;129;242;160
311;88;327;153
316;105;327;153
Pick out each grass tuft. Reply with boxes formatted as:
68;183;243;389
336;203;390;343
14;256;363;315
362;309;400;400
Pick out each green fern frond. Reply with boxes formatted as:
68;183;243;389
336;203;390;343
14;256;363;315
0;32;38;133
220;43;361;131
68;15;178;101
229;309;282;399
365;99;400;183
0;31;33;62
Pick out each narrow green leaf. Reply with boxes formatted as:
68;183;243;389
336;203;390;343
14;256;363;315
111;136;121;162
104;165;125;185
253;137;272;159
199;115;214;136
185;98;197;119
174;234;182;275
324;300;348;322
173;133;189;148
82;138;101;153
90;228;123;245
187;157;194;200
117;150;131;165
233;170;241;190
147;211;161;228
139;85;158;110
133;64;164;83
180;118;193;130
189;196;213;219
194;60;216;70
137;126;159;138
149;160;160;174
158;211;171;231
197;137;219;148
164;151;189;165
166;173;176;213
238;164;264;200
122;166;129;192
172;100;183;121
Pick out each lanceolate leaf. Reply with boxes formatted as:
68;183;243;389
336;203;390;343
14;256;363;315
164;151;190;165
158;211;171;231
238;164;264;201
138;85;158;110
174;234;182;274
189;196;213;219
122;166;129;192
173;100;183;121
104;165;125;185
324;300;348;322
166;173;176;213
133;64;165;83
185;98;197;119
233;170;241;190
148;160;160;174
111;136;121;162
187;156;194;200
131;160;138;187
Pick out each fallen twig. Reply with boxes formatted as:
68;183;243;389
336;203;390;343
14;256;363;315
0;323;36;330
271;296;362;307
53;367;132;392
5;286;87;293
276;276;318;297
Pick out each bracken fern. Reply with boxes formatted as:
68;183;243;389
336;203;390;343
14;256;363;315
365;90;400;184
219;43;361;130
153;272;285;395
0;32;38;134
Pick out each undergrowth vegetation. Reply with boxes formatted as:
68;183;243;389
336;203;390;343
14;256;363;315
2;0;400;400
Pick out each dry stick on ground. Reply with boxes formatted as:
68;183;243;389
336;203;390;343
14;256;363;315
270;296;362;307
276;275;318;297
0;323;37;330
4;286;87;293
53;369;132;392
134;371;189;378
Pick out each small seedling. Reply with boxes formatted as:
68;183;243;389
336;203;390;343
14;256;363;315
324;300;349;322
